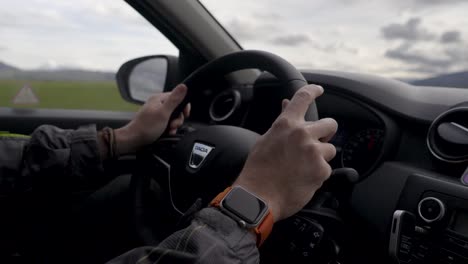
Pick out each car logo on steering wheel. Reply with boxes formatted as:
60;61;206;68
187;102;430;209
189;143;214;169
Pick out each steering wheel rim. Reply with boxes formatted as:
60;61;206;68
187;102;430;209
132;50;319;244
173;50;318;122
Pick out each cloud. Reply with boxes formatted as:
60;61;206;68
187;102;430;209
394;0;468;11
225;18;279;42
228;14;359;52
0;0;177;71
385;44;450;68
0;11;15;27
251;12;283;20
381;16;467;75
444;46;468;63
440;30;462;43
81;0;147;27
385;43;467;74
412;0;467;5
226;19;257;41
381;17;434;41
0;8;78;31
319;42;359;54
271;34;311;46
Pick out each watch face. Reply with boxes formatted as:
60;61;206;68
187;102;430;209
222;187;268;225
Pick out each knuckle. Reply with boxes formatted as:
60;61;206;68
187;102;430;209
291;125;309;139
330;146;337;159
323;164;333;179
316;161;332;181
149;94;159;100
170;120;180;127
147;94;161;103
305;142;320;156
155;108;169;119
273;116;291;129
296;89;313;101
325;143;337;158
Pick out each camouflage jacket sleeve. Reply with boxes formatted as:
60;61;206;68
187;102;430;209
107;207;259;264
0;124;104;196
0;125;260;263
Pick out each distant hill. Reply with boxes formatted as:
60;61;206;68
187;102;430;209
0;61;20;80
411;71;468;88
0;61;19;71
0;61;115;82
2;60;466;88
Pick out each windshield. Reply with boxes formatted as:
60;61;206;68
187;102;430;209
201;0;468;88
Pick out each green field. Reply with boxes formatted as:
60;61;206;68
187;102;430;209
0;79;139;111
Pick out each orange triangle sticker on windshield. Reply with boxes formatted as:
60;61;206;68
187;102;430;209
12;84;39;105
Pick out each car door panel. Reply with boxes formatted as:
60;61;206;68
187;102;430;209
0;108;134;134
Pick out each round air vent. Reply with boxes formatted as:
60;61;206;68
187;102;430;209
427;103;468;163
209;90;241;122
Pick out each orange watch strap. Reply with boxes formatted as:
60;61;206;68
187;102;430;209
254;209;273;246
210;186;232;208
209;186;274;247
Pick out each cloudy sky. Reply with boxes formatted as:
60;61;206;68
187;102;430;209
1;0;467;80
0;0;178;71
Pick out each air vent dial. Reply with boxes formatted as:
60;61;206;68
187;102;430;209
427;104;468;163
209;90;241;122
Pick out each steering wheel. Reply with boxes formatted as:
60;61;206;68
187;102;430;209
130;50;319;245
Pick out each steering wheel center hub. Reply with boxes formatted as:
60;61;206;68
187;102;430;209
169;125;259;211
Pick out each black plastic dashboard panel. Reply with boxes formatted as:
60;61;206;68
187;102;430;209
256;71;468;123
351;161;468;239
301;71;468;123
398;173;468;218
316;90;400;177
351;162;411;236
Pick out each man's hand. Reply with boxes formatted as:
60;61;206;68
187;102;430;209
234;84;338;222
114;84;190;155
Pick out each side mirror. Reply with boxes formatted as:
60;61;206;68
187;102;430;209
116;55;178;104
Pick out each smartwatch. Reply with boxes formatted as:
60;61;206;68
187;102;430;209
210;186;274;246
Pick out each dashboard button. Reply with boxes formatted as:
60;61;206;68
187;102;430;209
418;197;446;223
439;248;467;264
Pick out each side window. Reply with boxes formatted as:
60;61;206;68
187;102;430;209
0;1;178;111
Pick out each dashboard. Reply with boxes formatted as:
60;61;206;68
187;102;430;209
188;70;467;182
316;90;397;177
335;127;384;175
195;80;400;178
185;69;468;263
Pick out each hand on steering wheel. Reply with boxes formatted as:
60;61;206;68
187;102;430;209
235;84;338;222
114;84;191;155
